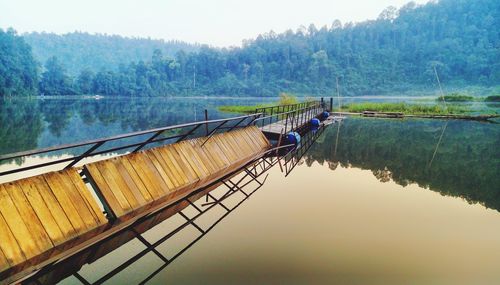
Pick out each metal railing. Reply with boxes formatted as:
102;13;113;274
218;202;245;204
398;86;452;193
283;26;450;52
254;100;325;133
0;113;262;177
15;144;291;285
0;99;330;178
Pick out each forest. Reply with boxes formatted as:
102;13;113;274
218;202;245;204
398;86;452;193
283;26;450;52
0;0;498;97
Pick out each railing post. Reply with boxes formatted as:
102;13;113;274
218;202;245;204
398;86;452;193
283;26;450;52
64;141;105;169
204;109;209;136
270;107;274;126
284;113;289;133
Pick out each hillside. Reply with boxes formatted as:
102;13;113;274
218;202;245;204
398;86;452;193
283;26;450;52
23;32;200;75
1;0;498;97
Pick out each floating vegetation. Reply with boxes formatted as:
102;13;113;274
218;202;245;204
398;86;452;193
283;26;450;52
341;102;469;115
484;95;500;102
436;93;474;102
218;93;299;113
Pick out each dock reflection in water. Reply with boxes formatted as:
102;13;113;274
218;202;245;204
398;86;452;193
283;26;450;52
21;127;321;285
147;118;499;285
18;118;500;284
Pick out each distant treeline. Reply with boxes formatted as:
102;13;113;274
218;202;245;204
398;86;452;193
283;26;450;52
1;0;499;97
23;32;201;76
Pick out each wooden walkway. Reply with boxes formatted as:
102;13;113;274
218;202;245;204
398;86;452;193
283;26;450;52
0;126;270;282
259;118;294;136
256;101;326;140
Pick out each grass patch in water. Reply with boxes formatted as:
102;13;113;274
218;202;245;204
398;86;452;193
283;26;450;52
436;93;475;102
485;95;500;102
218;104;269;114
341;102;469;115
219;93;300;114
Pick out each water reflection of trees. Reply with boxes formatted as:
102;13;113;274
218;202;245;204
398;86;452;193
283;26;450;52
0;97;240;156
305;118;500;211
0;98;43;155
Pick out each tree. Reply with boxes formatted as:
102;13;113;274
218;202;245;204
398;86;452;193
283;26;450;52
77;69;94;94
0;28;39;96
39;56;74;95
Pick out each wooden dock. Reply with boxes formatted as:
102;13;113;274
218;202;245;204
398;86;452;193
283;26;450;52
255;101;326;140
0;100;330;283
0;125;271;282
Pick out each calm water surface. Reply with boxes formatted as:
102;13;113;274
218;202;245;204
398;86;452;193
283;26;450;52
1;97;499;284
52;117;499;285
3;95;496;155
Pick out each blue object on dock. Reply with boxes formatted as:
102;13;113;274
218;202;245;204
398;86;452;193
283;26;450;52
286;132;301;145
310;118;320;130
321;111;330;120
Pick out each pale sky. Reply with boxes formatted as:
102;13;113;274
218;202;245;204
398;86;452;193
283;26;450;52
0;0;430;47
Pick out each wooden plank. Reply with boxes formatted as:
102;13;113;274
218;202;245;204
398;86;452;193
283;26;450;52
200;138;233;178
156;147;190;186
4;182;54;254
246;126;270;149
242;129;266;154
213;132;247;174
147;149;183;188
31;175;77;240
207;137;232;166
84;163;127;218
254;126;272;146
126;153;170;197
144;151;177;190
194;138;229;170
0;184;45;259
132;152;172;194
96;160;141;212
111;158;153;206
0;247;9;272
238;128;260;152
162;147;199;185
15;179;65;247
0;201;25;267
179;141;211;175
227;132;249;158
43;172;92;234
228;130;255;155
191;139;220;172
172;143;206;179
213;135;238;162
190;139;223;179
228;130;252;154
214;136;241;170
54;171;101;230
223;132;249;161
118;157;157;202
121;155;163;201
183;141;216;176
66;170;108;225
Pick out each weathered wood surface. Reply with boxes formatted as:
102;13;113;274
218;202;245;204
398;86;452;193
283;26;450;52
84;126;270;220
259;117;315;138
0;126;271;282
0;169;107;274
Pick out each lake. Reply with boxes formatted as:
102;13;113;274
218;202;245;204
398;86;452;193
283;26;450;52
3;95;497;155
1;96;499;284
